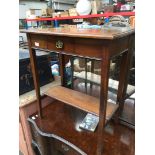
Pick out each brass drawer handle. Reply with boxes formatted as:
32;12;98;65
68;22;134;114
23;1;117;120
61;144;69;152
56;40;63;49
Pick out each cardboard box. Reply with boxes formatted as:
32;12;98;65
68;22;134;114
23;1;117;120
47;8;53;15
60;11;69;17
41;8;53;16
59;24;77;29
129;16;135;27
26;9;35;18
68;8;78;16
52;12;61;18
59;24;69;28
68;25;77;29
91;1;103;14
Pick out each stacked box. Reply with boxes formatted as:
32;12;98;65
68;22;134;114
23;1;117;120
26;9;36;19
91;1;103;14
41;8;53;17
60;11;69;17
52;12;61;18
68;8;78;16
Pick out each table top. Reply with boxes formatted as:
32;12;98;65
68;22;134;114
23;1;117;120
20;27;134;40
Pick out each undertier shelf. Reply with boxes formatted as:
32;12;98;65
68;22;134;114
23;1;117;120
44;85;118;121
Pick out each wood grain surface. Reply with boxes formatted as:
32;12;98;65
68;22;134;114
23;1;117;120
20;27;134;40
44;86;118;122
23;27;135;155
28;100;135;155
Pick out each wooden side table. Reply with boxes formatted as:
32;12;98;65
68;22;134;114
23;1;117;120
21;27;134;155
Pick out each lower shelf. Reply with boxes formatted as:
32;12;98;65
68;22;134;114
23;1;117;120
44;85;119;122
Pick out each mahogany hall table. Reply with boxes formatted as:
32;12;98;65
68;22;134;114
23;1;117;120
21;27;135;155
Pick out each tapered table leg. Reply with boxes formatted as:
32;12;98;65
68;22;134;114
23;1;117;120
117;35;134;118
97;51;110;155
27;34;42;118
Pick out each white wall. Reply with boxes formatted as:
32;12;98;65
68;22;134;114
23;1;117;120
51;3;75;10
19;0;47;42
19;0;76;19
19;0;47;19
19;0;76;42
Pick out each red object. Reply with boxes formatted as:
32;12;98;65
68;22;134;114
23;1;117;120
116;2;122;11
25;12;135;22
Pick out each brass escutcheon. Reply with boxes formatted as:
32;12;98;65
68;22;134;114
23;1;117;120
56;40;63;49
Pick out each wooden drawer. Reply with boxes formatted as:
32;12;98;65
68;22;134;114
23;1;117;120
47;36;103;58
74;38;103;58
47;36;74;53
30;34;47;49
54;139;81;155
30;34;103;59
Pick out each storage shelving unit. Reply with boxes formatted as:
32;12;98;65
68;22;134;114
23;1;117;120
25;12;135;28
25;12;135;22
